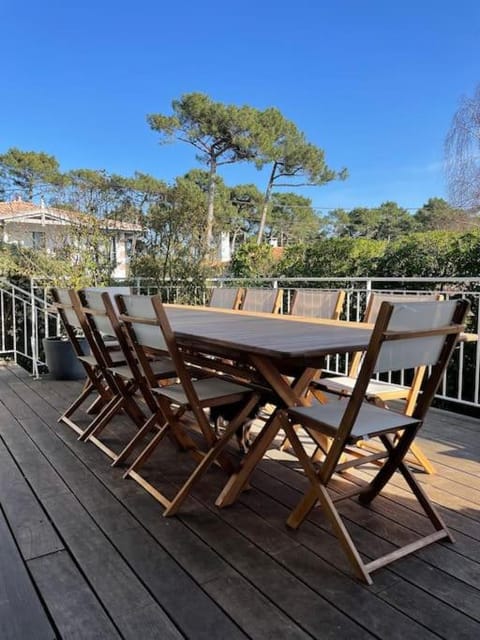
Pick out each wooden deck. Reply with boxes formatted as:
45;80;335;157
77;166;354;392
1;362;480;639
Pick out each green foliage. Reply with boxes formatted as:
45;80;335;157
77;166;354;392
255;109;345;185
413;197;473;231
148;93;264;248
148;95;346;249
132;173;211;283
452;231;480;276
374;201;414;240
0;240;109;289
52;168;166;225
254;108;346;243
59;168;113;216
148;93;262;166
280;230;480;280
54;218;116;286
378;230;480;278
279;237;386;277
378;232;459;277
268;193;320;245
326;201;413;240
0;148;63;201
230;239;277;278
228;183;263;237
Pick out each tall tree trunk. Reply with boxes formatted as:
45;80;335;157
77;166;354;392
205;159;217;252
257;162;277;244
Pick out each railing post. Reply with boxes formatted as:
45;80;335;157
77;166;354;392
1;288;6;353
475;307;480;407
30;278;39;378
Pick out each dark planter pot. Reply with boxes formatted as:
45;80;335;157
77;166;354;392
42;337;88;380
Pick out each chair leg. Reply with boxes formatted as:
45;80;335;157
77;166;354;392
405;441;436;474
79;396;123;441
119;382;147;427
359;429;419;504
286;420;452;583
112;412;164;466
124;422;172;477
122;420;203;510
398;458;454;540
58;380;97;435
86;393;109;415
357;392;436;474
164;394;260;517
378;435;453;539
282;418;372;584
356;437;436;474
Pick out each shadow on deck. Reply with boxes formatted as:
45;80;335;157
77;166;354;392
1;363;480;639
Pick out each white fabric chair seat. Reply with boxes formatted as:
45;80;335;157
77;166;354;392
289;399;417;443
79;350;125;367
153;377;250;405
108;358;176;381
319;375;410;400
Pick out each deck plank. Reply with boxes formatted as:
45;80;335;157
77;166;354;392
253;453;480;618
0;507;56;640
2;362;480;639
0;377;191;639
28;550;122;640
0;435;64;561
11;370;378;639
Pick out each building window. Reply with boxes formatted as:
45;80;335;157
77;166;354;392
32;231;46;250
110;237;117;263
125;237;134;258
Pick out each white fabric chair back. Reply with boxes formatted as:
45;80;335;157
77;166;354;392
291;289;343;319
366;292;441;323
241;288;282;313
209;287;241;310
118;294;168;351
81;290;117;336
373;300;460;373
54;288;81;328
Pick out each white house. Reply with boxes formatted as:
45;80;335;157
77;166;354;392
0;199;141;278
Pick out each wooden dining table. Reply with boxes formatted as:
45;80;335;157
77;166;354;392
164;304;374;507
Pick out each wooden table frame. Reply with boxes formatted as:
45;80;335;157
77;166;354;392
162;304;374;507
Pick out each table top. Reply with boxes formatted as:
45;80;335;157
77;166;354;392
164;304;373;363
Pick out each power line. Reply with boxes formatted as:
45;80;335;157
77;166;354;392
229;199;428;212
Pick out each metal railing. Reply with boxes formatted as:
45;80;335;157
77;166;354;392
0;278;61;378
1;276;478;412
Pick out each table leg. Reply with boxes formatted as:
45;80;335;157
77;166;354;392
215;358;319;508
215;413;282;507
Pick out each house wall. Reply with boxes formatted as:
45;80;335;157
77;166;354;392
111;232;129;278
2;221;67;251
2;221;133;278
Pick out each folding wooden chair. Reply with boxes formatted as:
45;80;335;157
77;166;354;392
278;298;469;584
313;292;444;473
290;289;345;320
75;289;178;461
240;287;283;314
277;289;346;447
117;293;261;516
208;287;244;310
51;287;124;436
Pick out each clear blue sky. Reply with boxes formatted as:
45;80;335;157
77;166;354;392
1;0;479;213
